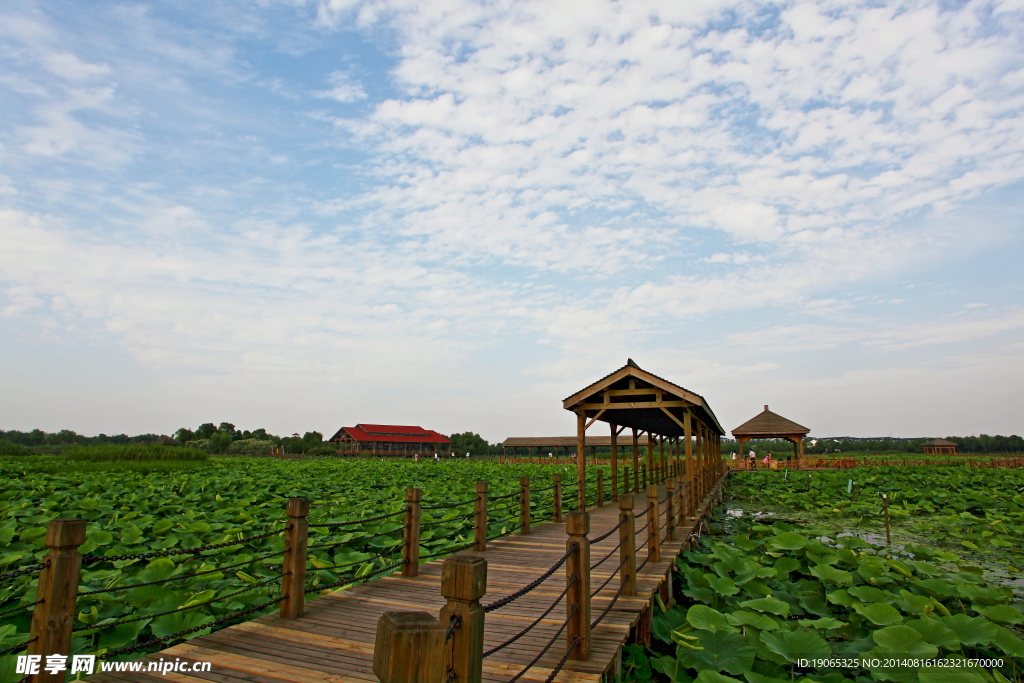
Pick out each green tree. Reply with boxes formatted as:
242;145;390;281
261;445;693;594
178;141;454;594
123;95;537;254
195;423;217;440
448;432;493;456
174;428;195;443
206;431;233;454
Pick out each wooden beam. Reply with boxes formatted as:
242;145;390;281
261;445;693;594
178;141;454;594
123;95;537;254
659;407;688;432
584;409;607;430
577;400;691;411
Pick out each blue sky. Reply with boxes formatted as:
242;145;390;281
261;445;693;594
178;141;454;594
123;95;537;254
1;0;1022;441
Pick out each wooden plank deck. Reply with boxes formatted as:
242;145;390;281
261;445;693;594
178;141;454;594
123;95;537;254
86;482;723;683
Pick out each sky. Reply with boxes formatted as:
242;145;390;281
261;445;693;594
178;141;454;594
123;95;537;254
1;0;1023;442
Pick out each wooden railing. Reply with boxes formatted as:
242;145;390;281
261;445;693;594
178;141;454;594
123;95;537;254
728;456;1024;470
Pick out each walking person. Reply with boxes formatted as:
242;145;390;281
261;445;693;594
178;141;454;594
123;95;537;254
748;449;757;470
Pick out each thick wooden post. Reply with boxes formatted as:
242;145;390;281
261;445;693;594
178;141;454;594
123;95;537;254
665;479;676;541
565;511;591;660
474;481;488;552
439;556;487;683
373;612;444;683
646;485;660;564
677;469;686;533
553;474;563;523
622;466;629;496
280;497;309;619
519;477;531;535
618;495;636;596
596;469;604;507
28;519;86;683
403;488;422;577
610;424;618;502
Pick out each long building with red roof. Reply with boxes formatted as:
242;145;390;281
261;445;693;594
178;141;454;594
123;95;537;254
328;424;451;456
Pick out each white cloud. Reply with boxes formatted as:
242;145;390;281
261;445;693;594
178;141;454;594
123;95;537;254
313;70;366;102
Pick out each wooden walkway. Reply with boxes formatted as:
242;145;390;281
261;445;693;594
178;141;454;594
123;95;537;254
87;483;723;683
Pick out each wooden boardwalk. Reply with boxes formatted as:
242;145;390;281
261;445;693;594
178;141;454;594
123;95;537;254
86;482;723;683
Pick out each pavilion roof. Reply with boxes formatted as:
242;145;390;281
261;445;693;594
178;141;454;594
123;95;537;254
328;424;450;444
501;435;653;448
562;359;724;436
731;405;810;437
921;438;959;446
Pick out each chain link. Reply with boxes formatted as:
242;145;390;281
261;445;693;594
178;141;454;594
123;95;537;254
78;551;283;596
307;524;407;549
483;574;577;657
304;559;406;594
543;636;580;683
0;600;42;618
81;528;284;565
506;604;578;683
483;543;577;613
0;562;48;583
72;573;282;632
307;509;405;528
0;637;35;657
590;516;626;544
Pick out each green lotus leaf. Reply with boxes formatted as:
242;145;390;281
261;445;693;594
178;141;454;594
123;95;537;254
705;574;740;596
903;617;959;650
797;617;845;630
991;625;1024;657
773;557;802;579
651;654;693;683
849;586;893;603
688;604;740;633
809;564;852;585
916;579;957;598
696;670;745;683
917;671;986;683
827;589;855;607
739;597;790;616
973;605;1024;625
760;629;830;662
677;632;755;675
723;611;773;630
853;602;903;626
869;625;939;657
940;614;997;646
897;590;934;616
768;532;807;550
653;608;690;644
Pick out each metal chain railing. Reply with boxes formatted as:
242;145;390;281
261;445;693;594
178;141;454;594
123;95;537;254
589;516;626;544
307;509;405;528
0;636;36;657
0;562;48;583
97;595;286;660
482;575;578;657
421;496;480;511
506;604;579;683
307;524;408;549
72;573;283;633
543;636;580;683
482;544;577;613
77;551;284;596
304;558;407;594
0;600;41;619
418;541;476;561
81;528;285;564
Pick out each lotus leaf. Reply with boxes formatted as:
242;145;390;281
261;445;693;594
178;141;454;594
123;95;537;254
940;614;997;646
676;632;755;674
853;602;903;626
740;597;790;616
760;629;831;662
768;532;807;550
688;604;740;633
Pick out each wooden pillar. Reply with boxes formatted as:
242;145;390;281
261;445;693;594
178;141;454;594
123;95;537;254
473;481;488;551
646;485;660;564
665;479;676;541
659;434;666;481
402;488;422;577
618;495;636;596
439;556;487;683
684;410;693;517
27;519;86;683
373;612;445;683
553;473;563;523
677;465;686;533
565;511;591;660
631;428;640;493
519;477;531;535
596;469;604;507
576;410;587;511
610;424;618;501
280;497;309;619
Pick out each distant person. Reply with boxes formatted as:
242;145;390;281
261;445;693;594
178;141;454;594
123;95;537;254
763;452;771;467
731;451;737;460
749;450;756;470
465;452;470;458
434;453;439;462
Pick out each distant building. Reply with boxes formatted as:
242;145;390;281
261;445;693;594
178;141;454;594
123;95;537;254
328;424;451;456
921;438;958;455
731;405;810;460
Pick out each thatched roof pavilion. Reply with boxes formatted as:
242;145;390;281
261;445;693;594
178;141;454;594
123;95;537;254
921;438;958;455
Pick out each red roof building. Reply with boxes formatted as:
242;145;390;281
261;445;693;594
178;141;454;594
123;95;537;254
328;424;451;456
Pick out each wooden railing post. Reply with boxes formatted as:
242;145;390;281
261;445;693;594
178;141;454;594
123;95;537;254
618;495;636;596
646;485;660;564
677;470;686;536
665;479;676;541
280;497;309;619
519;477;531;535
27;519;86;683
439;556;487;683
596;469;604;507
622;466;630;494
474;481;488;552
565;511;591;660
373;612;444;683
403;488;422;577
553;474;563;523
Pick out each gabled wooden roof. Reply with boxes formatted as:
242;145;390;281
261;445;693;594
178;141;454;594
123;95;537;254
921;438;958;446
501;435;654;448
731;405;809;437
562;359;724;436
